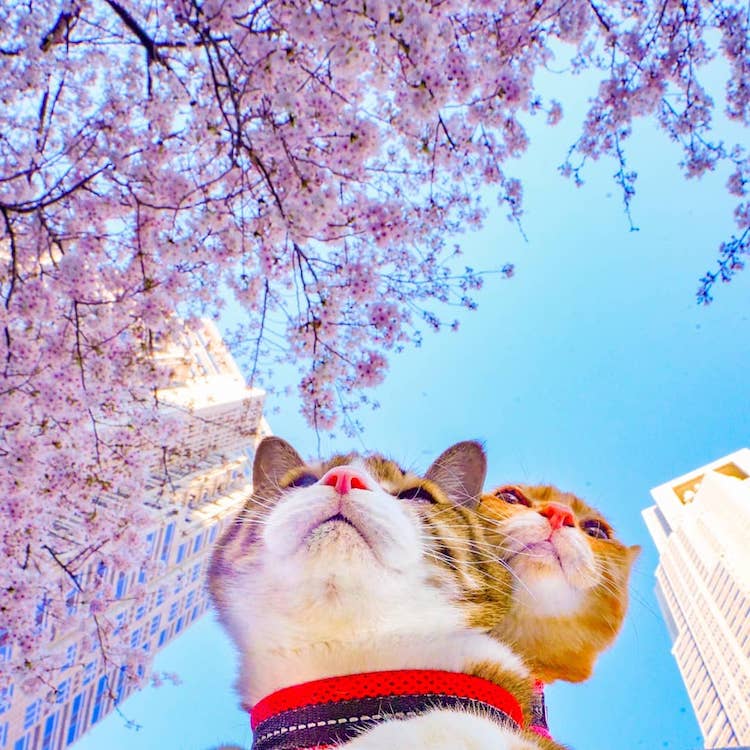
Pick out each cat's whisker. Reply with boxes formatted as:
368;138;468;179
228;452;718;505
420;551;519;597
421;533;519;557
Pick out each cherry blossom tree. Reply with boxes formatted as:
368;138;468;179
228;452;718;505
1;0;748;693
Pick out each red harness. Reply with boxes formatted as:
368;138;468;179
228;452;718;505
249;669;534;750
531;679;552;740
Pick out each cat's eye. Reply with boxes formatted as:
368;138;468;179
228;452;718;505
494;487;531;507
286;472;318;489
396;485;437;503
581;519;611;539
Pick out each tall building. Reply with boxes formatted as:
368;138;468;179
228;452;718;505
0;320;267;750
643;449;750;749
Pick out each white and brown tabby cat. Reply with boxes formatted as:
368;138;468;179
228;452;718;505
208;437;562;750
479;484;640;684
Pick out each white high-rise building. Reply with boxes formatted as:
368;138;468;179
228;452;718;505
0;320;267;750
643;449;750;749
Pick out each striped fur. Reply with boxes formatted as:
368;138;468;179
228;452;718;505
208;438;565;750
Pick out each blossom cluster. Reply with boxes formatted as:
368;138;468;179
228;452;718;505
1;0;748;687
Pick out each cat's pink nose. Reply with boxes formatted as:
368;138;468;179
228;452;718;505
320;466;372;495
539;502;575;531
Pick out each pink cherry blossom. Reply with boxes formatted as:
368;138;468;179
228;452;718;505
1;0;749;689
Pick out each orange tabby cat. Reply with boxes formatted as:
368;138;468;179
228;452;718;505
479;484;640;683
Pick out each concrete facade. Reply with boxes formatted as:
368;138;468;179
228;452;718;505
643;449;750;749
0;321;267;750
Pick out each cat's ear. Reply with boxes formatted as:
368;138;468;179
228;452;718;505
425;441;487;508
252;437;305;500
627;544;642;565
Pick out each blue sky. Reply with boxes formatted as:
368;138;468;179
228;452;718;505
75;63;749;750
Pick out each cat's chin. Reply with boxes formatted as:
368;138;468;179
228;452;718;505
506;541;600;618
509;552;563;583
510;562;586;616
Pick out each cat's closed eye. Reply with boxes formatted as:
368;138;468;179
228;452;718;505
395;485;437;503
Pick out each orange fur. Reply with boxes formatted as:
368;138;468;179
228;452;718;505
478;485;640;683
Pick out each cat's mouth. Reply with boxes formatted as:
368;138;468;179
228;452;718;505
510;540;561;565
306;512;371;546
313;513;359;532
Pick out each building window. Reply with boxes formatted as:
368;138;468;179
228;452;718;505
130;629;141;648
56;680;70;704
135;604;146;621
82;661;96;686
115;666;127;702
158;629;167;648
41;712;57;750
0;643;10;664
0;686;13;715
145;531;156;556
156;588;165;606
149;615;161;636
175;616;184;635
62;643;77;671
193;533;204;554
209;526;218;543
149;615;161;635
176;543;187;564
66;693;83;746
23;701;40;731
168;602;179;622
161;523;176;563
714;461;749;480
13;734;28;750
671;473;705;503
115;572;127;600
34;597;47;630
191;563;201;582
65;588;77;616
114;612;127;635
0;722;7;749
91;676;108;725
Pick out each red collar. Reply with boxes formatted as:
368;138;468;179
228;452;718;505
250;669;526;750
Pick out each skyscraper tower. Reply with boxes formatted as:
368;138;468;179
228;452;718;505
0;320;267;750
643;449;750;749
